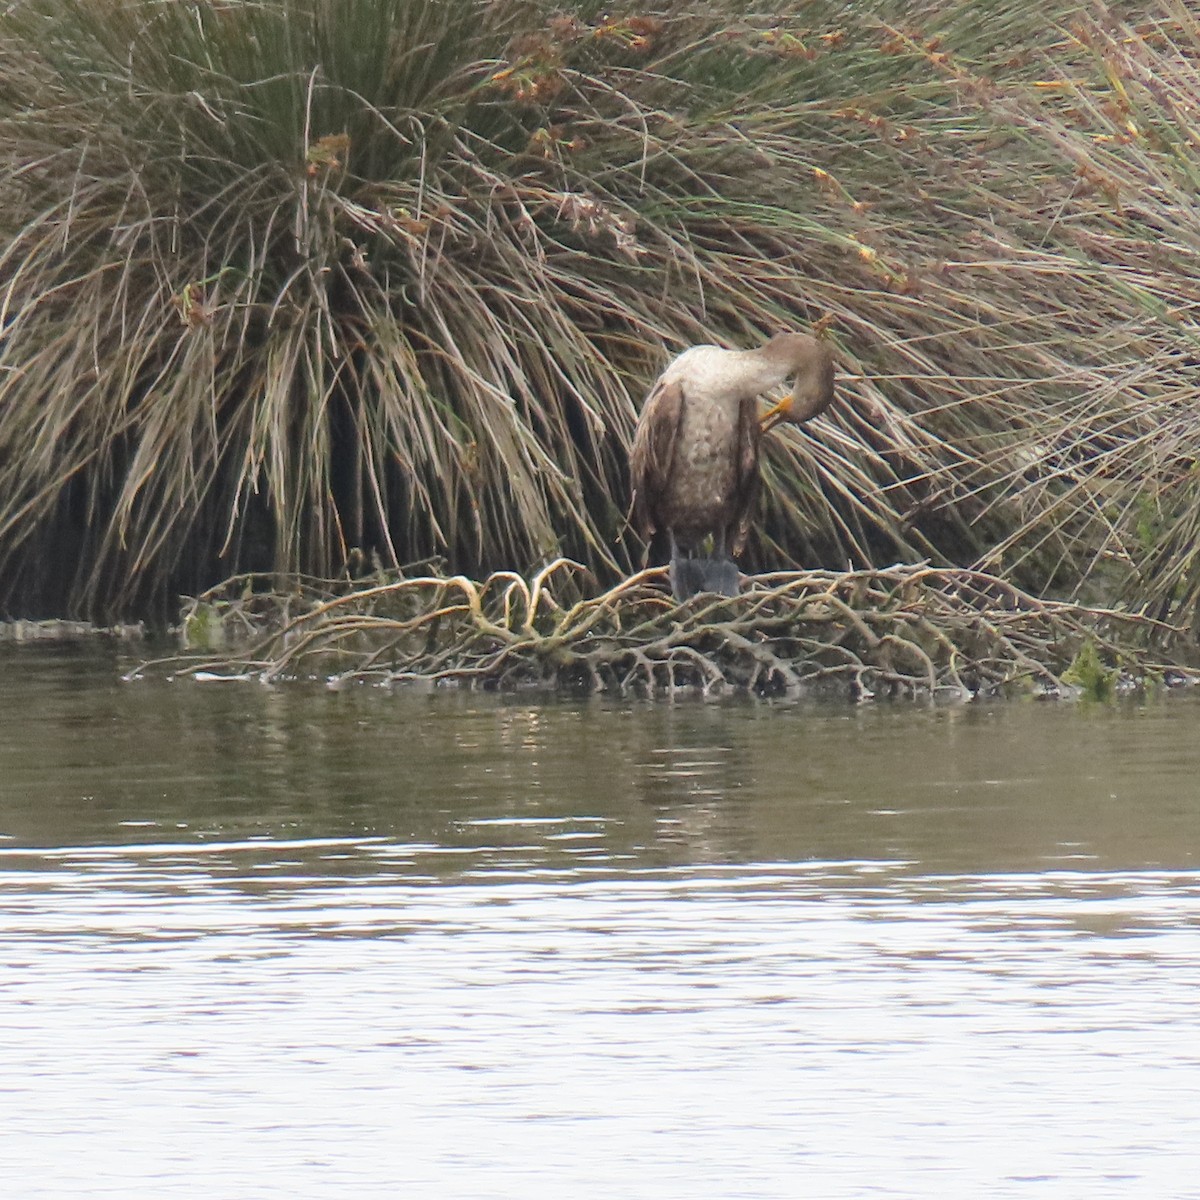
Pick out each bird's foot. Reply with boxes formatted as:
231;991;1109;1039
701;556;740;598
670;555;740;600
669;556;709;600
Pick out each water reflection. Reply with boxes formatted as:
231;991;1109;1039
2;647;1200;1197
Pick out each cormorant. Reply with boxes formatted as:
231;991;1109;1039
630;332;835;599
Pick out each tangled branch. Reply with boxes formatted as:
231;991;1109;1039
130;561;1200;701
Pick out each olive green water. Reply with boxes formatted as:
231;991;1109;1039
2;646;1200;1198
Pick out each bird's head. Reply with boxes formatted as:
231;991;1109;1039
759;333;836;433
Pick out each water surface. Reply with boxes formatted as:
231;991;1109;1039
2;646;1200;1197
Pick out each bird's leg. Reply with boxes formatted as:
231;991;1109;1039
703;529;739;598
668;531;706;600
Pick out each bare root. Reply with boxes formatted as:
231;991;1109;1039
132;560;1200;700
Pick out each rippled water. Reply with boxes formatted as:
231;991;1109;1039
3;646;1200;1198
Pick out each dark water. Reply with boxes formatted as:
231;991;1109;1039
2;646;1200;1198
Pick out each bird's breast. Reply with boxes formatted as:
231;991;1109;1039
660;395;741;542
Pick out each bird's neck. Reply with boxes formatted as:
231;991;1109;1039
721;349;792;398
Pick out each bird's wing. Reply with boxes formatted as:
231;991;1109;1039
629;377;685;537
729;395;763;555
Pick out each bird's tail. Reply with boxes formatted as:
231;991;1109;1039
669;555;739;600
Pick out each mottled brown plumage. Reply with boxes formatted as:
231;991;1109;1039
630;332;835;599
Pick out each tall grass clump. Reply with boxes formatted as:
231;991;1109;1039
988;3;1200;626
3;0;1200;623
3;0;944;617
807;0;1200;627
1;0;656;613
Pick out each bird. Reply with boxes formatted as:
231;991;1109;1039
630;332;835;600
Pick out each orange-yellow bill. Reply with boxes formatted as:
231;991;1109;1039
759;395;792;432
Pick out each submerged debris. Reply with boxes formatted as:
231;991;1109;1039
1;619;145;643
130;561;1200;701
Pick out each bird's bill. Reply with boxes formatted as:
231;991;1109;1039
759;395;791;432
